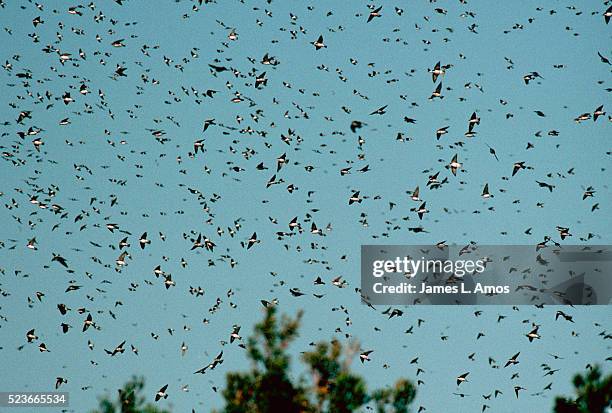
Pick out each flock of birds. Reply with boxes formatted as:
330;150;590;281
0;0;610;412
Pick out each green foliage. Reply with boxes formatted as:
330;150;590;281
553;365;612;413
216;306;416;413
371;379;417;413
220;307;309;413
91;376;170;413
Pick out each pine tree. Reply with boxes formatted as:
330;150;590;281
216;306;416;413
553;365;612;413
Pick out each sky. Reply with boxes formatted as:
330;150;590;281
0;0;610;412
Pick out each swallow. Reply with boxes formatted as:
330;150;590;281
468;112;480;131
105;340;126;356
202;118;215;132
348;191;362;205
429;61;445;83
350;120;365;133
246;232;259;249
155;384;168;401
523;72;543;84
55;377;67;389
597;51;611;65
536;181;555;192
593;105;605;121
555;311;574;322
51;253;68;268
139;232;151;249
111;39;125;47
429;82;443;100
514;386;526;398
254;72;267;88
412;202;428;220
230;325;242;343
526;326;541;342
410;186;421;201
26;237;37;250
436;126;449;140
312;35;326;50
32;137;43;152
26;329;38;343
582;187;595;200
360;350;373;362
448;154;462;176
119;237;130;249
369;105;388;115
556;226;571;239
504;352;520;367
367;6;382;23
481;184;492;198
456;372;469;386
276;153;288;171
290;288;305;297
512;162;527;176
193;140;204;154
116;251;128;267
83;313;94;332
163;274;175;289
574;113;591;122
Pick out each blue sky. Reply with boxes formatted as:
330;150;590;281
0;0;610;412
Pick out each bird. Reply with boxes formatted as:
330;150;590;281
481;184;493;199
51;254;68;268
556;226;572;240
311;35;326;50
350;120;365;133
254;72;267;88
412;202;428;220
429;62;445;83
429;82;443;99
593;105;605;121
230;325;242;343
504;352;520;367
139;232;151;249
514;386;526;398
104;340;126;356
369;105;388;115
155;384;168;401
512;162;527;176
245;232;260;249
536;181;555;192
448;154;462;176
367;6;382;23
360;350;373;363
456;372;469;386
436;126;449;140
348;191;362;205
555;311;574;322
526;326;541;342
82;314;94;332
26;329;38;343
